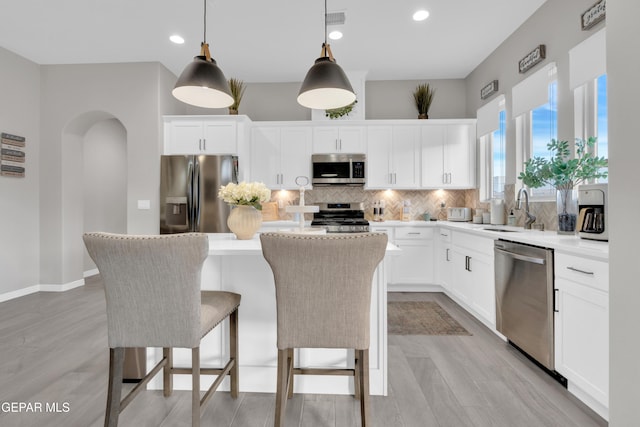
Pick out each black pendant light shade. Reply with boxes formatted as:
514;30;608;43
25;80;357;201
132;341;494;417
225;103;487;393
297;0;356;110
172;50;233;109
172;0;233;109
297;55;356;110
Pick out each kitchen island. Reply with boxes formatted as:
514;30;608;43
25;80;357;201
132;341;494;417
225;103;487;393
149;233;399;396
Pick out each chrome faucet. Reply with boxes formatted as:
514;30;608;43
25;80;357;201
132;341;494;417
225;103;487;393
516;188;536;229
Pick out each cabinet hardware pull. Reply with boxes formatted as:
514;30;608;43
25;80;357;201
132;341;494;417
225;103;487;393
199;139;202;150
554;289;559;313
566;266;594;275
408;232;420;235
467;256;472;272
203;139;206;151
446;248;450;262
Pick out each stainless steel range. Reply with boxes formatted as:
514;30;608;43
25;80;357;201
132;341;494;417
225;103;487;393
311;202;370;233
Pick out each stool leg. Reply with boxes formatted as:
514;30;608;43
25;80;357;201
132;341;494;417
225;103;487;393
358;349;370;427
105;347;124;427
354;350;361;400
229;308;239;399
192;347;201;427
274;349;289;427
287;348;294;398
163;347;173;397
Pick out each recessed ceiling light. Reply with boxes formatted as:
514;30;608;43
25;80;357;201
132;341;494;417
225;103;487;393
329;30;343;40
413;10;430;22
170;35;185;44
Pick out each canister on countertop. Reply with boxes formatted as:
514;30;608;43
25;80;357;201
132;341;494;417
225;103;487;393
490;199;505;225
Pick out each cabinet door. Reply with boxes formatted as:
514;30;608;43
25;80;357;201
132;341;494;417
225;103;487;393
203;121;237;154
167;120;204;154
366;126;392;188
391;126;419;188
466;252;495;326
444;123;475;188
555;278;609;408
250;127;281;188
390;239;435;285
338;126;365;152
312;126;364;153
420;125;445;187
450;248;472;306
279;127;312;189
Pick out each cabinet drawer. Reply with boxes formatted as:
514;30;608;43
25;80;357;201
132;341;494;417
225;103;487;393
395;227;434;240
452;230;494;254
369;226;394;240
555;253;609;292
438;227;451;242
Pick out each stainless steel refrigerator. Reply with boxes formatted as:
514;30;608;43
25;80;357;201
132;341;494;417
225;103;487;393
160;155;238;234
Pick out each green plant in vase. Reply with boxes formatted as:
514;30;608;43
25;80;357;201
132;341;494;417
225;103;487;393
518;137;608;233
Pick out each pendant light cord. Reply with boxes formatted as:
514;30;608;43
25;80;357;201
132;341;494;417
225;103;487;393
203;0;207;44
324;0;327;47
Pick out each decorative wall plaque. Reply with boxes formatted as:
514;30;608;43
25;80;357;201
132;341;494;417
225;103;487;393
581;0;606;31
1;132;26;177
518;45;546;74
480;80;499;100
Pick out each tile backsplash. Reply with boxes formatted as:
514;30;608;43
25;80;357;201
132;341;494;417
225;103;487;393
268;184;559;230
269;187;470;222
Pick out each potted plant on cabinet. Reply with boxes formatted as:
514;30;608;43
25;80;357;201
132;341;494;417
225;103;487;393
413;83;435;119
228;78;246;115
518;137;608;234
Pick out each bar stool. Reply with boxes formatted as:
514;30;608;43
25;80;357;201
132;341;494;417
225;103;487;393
83;232;240;427
260;232;387;427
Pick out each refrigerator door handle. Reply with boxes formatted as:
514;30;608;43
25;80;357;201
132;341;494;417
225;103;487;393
193;158;201;231
187;158;195;232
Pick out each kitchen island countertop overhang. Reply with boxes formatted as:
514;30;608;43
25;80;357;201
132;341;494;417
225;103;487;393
148;232;400;396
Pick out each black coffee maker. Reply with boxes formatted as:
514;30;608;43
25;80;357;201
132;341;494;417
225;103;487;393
577;183;608;241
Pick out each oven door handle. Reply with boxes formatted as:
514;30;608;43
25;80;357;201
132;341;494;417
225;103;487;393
495;248;546;265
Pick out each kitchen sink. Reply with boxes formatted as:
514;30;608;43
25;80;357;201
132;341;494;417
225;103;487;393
483;227;519;232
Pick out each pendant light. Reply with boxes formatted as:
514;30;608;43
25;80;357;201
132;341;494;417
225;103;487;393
297;0;356;110
172;0;233;108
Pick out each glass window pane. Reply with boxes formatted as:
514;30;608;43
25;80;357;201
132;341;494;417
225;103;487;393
492;110;506;199
596;74;608;173
530;81;557;198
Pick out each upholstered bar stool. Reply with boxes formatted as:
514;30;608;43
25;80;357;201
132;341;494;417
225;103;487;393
83;232;240;427
260;232;387;427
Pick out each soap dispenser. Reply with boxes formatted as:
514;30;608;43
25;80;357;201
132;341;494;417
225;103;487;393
507;209;517;226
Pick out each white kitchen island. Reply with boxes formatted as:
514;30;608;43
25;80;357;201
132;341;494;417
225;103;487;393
148;233;398;396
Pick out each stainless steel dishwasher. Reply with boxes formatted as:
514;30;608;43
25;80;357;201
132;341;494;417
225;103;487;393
494;239;555;370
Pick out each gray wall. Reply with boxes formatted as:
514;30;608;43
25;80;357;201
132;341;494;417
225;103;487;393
0;46;40;296
82;119;127;271
465;0;604;187
175;79;468;121
608;1;640;424
38;62;174;285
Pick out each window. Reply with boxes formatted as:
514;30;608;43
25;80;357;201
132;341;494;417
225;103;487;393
529;80;558;198
571;29;607;182
492;110;506;199
477;95;505;202
512;63;558;200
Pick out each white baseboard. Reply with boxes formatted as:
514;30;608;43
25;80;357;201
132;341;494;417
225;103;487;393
83;268;98;278
0;278;86;302
388;283;444;292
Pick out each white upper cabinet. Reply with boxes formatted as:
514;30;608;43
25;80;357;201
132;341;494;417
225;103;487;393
366;125;419;189
312;126;365;153
163;116;246;155
420;120;476;189
250;125;311;189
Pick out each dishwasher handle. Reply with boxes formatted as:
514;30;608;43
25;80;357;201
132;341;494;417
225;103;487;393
495;247;546;265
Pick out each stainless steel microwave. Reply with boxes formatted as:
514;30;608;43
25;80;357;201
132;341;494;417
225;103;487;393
312;153;366;186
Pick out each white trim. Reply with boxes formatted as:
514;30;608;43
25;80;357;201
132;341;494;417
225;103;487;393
84;268;99;278
0;279;86;302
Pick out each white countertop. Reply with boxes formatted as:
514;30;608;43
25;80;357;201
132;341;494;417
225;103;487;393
207;233;400;256
369;220;609;261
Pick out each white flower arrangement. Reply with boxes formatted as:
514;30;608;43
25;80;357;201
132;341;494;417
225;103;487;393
218;181;271;210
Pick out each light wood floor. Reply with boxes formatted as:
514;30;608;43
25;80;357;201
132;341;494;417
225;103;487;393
0;277;607;427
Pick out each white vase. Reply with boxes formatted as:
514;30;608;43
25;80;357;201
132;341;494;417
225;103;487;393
227;205;262;240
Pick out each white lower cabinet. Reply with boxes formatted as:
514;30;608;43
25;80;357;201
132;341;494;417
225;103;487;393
448;231;495;328
554;253;609;420
436;228;453;291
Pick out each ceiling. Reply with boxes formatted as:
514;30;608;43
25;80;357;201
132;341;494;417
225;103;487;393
0;0;547;83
